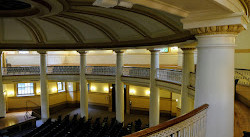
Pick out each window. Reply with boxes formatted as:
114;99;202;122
57;82;65;92
17;83;34;96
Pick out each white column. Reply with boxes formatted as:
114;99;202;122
195;33;237;137
149;49;160;127
177;48;183;69
0;51;6;118
38;51;49;121
181;48;195;114
115;50;124;123
78;50;88;119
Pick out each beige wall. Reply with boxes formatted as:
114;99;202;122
5;48;179;67
235;23;250;69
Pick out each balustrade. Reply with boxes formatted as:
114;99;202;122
86;66;116;75
2;66;249;87
157;69;182;84
190;72;196;88
125;104;208;137
235;69;250;86
2;67;40;75
123;67;150;78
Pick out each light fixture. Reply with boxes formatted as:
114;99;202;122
146;90;150;95
93;0;133;8
130;89;135;95
176;99;178;102
52;87;57;93
104;87;109;92
91;86;96;91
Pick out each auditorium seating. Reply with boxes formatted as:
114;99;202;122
22;115;148;137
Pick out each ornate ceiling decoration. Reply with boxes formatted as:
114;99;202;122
0;0;195;50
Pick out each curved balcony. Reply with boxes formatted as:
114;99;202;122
2;66;249;87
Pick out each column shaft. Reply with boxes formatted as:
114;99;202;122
181;49;194;114
195;34;235;137
0;51;6;117
79;51;88;118
40;52;49;121
149;50;160;127
115;51;124;123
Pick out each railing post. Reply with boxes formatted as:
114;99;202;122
180;47;195;114
0;51;6;118
148;48;160;127
38;50;49;122
77;50;88;119
114;50;125;123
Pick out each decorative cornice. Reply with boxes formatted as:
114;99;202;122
190;25;245;36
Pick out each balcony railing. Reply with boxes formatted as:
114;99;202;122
190;72;196;88
2;67;40;75
123;67;150;78
235;68;250;86
2;66;249;87
86;66;116;75
157;69;182;84
47;66;79;74
125;104;209;137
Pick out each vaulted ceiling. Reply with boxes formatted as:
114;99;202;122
0;0;195;50
0;0;248;50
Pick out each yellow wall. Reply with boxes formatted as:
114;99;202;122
129;85;171;98
90;82;109;93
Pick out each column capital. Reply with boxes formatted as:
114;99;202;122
37;50;47;54
77;50;87;54
190;25;245;36
114;50;125;53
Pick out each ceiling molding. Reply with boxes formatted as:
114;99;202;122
68;8;152;38
17;18;45;43
67;1;182;33
57;13;120;42
115;6;182;33
41;17;85;43
0;31;194;50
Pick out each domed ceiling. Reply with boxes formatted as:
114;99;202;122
0;0;194;50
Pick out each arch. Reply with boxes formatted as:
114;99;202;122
57;13;120;42
41;17;85;43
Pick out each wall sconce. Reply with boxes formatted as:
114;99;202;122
52;87;57;93
104;87;109;92
130;89;135;95
146;90;150;96
176;99;178;102
91;86;96;91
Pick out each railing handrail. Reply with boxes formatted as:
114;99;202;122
158;68;182;72
235;68;250;71
125;104;209;137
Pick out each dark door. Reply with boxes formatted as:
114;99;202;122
112;84;116;112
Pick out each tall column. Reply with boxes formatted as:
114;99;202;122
192;25;244;137
180;48;195;114
115;50;124;123
0;51;6;118
38;51;49;121
78;50;88;119
149;49;160;127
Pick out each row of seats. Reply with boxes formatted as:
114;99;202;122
23;114;148;137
